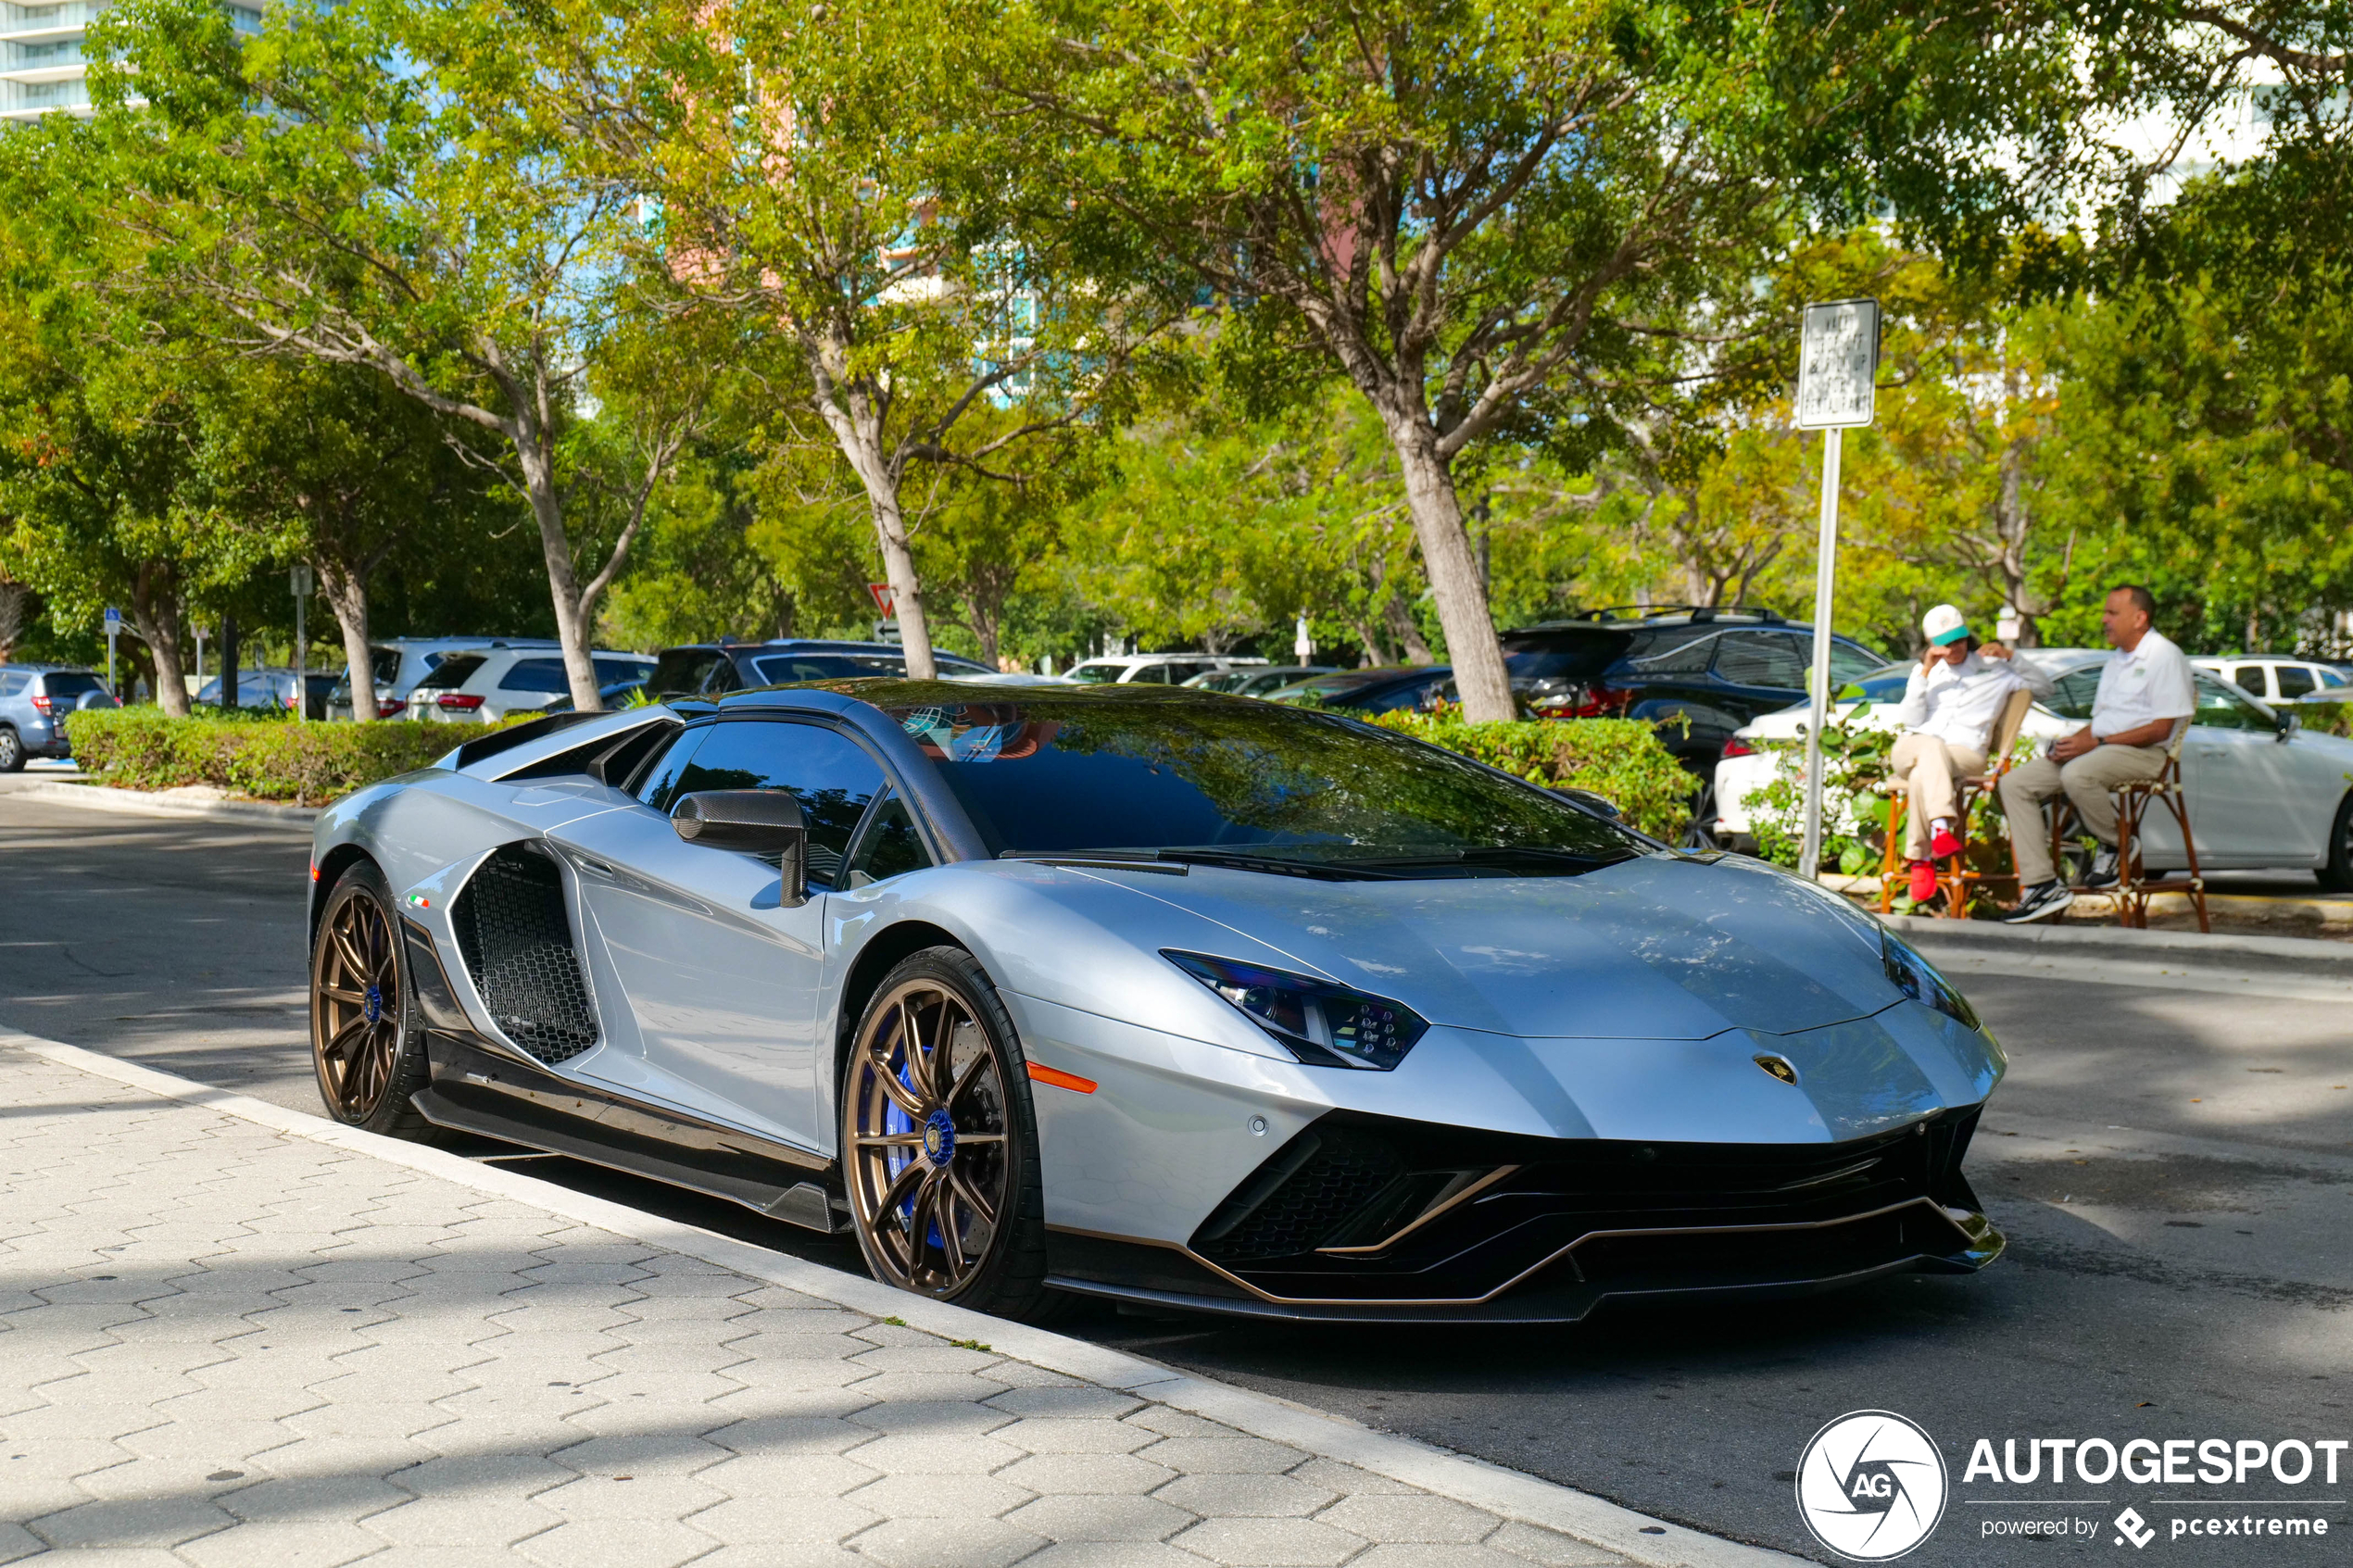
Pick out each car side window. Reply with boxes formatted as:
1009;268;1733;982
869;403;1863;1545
2276;666;2315;700
667;720;886;890
1628;632;1717;674
1129;664;1173;684
2191;673;2271;732
1711;631;1810;690
498;659;570;694
633;725;710;811
843;793;935;887
0;671;22;697
2228;665;2264;697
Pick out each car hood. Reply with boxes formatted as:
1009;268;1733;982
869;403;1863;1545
1108;852;1900;1041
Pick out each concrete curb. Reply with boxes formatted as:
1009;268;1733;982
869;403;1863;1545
0;778;318;826
0;1027;1804;1568
1889;912;2353;970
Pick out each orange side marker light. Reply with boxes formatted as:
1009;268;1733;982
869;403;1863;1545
1026;1061;1096;1095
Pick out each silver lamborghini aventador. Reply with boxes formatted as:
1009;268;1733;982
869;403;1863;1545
306;682;2006;1323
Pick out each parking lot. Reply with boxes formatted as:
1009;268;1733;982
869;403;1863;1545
3;787;2349;1564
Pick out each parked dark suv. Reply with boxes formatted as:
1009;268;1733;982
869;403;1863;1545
1503;607;1888;768
0;664;120;770
647;639;994;699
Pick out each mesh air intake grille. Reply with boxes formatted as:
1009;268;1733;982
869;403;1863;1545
452;844;598;1064
1195;1129;1405;1262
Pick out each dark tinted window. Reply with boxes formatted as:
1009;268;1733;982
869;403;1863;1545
1500;630;1634;682
668;720;885;888
1625;632;1718;675
753;653;900;684
2276;666;2316;699
41;671;106;698
498;658;569;693
844;793;933;886
1337;673;1453;713
2230;665;2264;696
418;655;484;691
371;648;402;685
633;726;709;810
890;693;1641;875
1130;664;1174;684
1710;631;1810;689
594;657;652;685
649;648;727;696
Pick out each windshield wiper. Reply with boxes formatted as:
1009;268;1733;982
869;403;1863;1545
1346;846;1627;874
1151;848;1402;881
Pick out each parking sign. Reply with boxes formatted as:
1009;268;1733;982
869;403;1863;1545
1795;299;1880;429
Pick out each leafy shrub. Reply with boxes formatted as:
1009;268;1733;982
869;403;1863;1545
2299;699;2353;739
64;709;508;806
1368;712;1693;842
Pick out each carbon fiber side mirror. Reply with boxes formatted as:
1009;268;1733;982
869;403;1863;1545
673;789;808;903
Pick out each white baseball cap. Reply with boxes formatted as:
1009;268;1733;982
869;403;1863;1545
1921;604;1971;646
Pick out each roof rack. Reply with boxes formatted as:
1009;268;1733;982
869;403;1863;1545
1551;604;1787;625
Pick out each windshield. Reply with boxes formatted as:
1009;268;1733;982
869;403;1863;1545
884;688;1642;877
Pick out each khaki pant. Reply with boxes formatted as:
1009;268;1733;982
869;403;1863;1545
1998;744;2167;886
1889;734;1987;860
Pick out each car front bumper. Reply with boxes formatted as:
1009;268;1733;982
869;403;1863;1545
1043;1107;2001;1323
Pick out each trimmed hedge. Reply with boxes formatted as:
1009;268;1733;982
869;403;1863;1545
64;709;498;806
1370;712;1692;841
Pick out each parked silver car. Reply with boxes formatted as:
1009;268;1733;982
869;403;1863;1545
308;684;2006;1323
0;665;119;770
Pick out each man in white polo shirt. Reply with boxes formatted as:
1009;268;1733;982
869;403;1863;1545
2001;584;2196;923
1891;604;2054;906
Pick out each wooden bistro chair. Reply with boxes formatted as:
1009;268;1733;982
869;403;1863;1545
2043;716;2210;933
1877;686;2035;919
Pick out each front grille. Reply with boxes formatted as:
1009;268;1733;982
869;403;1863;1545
452;844;599;1064
1189;1111;1983;1303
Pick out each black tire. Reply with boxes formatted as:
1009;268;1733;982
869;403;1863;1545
839;946;1060;1322
0;728;23;772
2320;792;2353;893
309;862;436;1139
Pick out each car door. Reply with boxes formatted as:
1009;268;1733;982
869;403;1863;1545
550;716;888;1151
2179;674;2314;866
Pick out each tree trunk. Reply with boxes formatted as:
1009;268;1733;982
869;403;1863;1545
0;580;26;663
810;373;938;682
514;428;604;713
1383;595;1436;666
317;557;377;722
127;562;191;719
1380;419;1512;721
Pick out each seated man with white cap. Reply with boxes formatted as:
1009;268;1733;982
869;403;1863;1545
1890;604;2053;907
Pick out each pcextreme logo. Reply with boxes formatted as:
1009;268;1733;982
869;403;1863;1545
1796;1410;1951;1562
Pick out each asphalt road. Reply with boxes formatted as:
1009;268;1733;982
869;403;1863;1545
4;788;2349;1566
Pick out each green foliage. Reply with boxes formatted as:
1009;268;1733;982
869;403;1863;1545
1738;708;1898;877
2300;700;2353;741
1366;714;1693;843
64;709;512;804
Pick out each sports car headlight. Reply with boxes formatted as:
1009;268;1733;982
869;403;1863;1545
1163;950;1427;1071
1881;931;1981;1031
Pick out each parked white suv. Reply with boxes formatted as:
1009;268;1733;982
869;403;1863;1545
1064;653;1268;685
407;647;656;723
329;637;558;721
2192;656;2351;706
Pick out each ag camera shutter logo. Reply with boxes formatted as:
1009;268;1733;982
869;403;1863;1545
1796;1410;1949;1561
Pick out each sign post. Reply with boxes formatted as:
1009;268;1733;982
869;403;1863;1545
103;607;121;696
868;582;899;646
291;564;314;721
1793;298;1881;879
1293;615;1312;663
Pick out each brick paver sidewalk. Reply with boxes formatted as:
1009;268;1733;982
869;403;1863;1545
0;1043;1701;1568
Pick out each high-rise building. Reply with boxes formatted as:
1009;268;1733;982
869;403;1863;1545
0;0;261;121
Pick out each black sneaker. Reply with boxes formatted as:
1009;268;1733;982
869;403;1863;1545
2005;882;2074;923
2082;847;2120;889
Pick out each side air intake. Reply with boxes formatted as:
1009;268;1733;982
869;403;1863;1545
451;843;599;1064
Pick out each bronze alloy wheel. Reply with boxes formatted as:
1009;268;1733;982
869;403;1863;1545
843;957;1047;1309
310;870;417;1130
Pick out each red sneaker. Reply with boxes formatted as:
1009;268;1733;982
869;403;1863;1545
1908;860;1940;904
1930;827;1964;860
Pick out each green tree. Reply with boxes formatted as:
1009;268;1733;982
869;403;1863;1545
1000;0;2081;718
92;0;718;710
